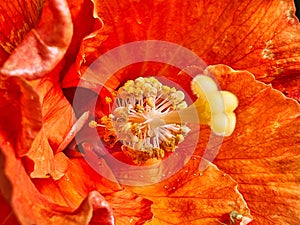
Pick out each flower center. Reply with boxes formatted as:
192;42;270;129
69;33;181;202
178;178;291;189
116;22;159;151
91;75;238;165
97;77;191;165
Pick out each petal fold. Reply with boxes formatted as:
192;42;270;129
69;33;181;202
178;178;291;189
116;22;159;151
33;156;153;224
0;0;73;79
0;143;110;225
0;0;44;65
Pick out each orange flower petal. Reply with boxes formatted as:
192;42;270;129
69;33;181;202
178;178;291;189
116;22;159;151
81;191;114;225
0;0;44;65
197;64;300;224
24;131;68;180
20;74;74;179
0;0;73;79
33;156;153;224
0;142;114;225
64;0;300;100
271;73;300;101
126;156;251;224
61;0;103;89
28;73;74;151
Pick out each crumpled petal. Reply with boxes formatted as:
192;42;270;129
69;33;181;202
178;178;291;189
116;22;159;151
0;52;73;180
0;74;112;224
126;156;251;224
33;155;153;224
0;75;42;156
0;0;44;65
62;0;300;101
64;0;102;68
56;191;114;225
195;64;300;224
0;141;114;225
0;0;73;79
28;75;74;151
14;73;74;179
24;131;68;180
81;191;114;225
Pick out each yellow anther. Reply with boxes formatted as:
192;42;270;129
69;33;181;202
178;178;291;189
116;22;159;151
134;104;144;113
176;101;188;110
130;123;140;136
111;91;118;97
161;138;176;152
146;97;155;108
89;120;98;128
105;96;112;104
175;133;184;143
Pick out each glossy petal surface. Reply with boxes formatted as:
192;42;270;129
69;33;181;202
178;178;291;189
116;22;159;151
63;0;300;101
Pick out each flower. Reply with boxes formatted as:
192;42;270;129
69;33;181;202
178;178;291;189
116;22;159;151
0;0;299;225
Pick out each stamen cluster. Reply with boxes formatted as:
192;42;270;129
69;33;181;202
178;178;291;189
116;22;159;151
101;77;190;165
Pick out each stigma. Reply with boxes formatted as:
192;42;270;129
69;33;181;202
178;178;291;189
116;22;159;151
93;76;238;165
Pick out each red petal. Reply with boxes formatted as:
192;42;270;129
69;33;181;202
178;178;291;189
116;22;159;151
64;0;102;69
81;191;114;225
0;0;44;65
0;0;73;79
126;156;251;224
33;156;153;224
0;194;20;225
198;65;300;224
0;65;73;179
0;76;42;155
0;143;113;225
